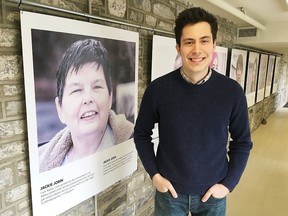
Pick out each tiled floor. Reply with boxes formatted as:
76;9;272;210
227;108;288;216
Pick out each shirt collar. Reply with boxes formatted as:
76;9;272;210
180;67;212;85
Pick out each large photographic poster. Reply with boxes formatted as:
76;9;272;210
272;56;281;94
256;54;269;103
151;35;179;80
245;52;259;107
229;49;247;90
265;55;276;98
209;46;228;75
21;11;138;216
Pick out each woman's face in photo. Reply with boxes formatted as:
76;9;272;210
56;62;112;139
236;65;242;82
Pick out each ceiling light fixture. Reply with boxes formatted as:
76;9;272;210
238;7;246;14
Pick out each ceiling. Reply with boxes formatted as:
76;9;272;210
191;0;288;55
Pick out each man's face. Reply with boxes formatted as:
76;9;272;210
176;22;216;75
55;62;112;139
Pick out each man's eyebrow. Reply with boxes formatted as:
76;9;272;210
182;35;212;41
201;36;212;39
183;37;194;41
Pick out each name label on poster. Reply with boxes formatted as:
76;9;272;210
103;156;117;164
40;179;63;190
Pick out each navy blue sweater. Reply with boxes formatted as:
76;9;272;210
134;69;253;195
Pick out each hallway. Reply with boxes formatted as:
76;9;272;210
227;108;288;216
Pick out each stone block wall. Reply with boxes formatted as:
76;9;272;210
0;0;287;216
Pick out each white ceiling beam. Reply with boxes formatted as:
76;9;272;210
206;0;266;30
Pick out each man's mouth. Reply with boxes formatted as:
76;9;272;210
81;111;98;119
190;57;205;62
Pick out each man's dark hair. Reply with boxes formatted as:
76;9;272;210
56;39;112;105
174;7;218;46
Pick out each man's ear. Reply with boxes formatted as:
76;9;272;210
176;44;180;53
55;97;66;124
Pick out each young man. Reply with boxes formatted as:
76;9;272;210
134;7;252;215
39;39;133;172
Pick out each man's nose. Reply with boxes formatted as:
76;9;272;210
193;42;201;53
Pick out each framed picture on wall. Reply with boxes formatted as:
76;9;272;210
255;54;269;103
151;35;179;81
245;51;259;107
228;48;248;90
209;46;228;75
272;56;281;94
21;11;138;216
265;55;276;98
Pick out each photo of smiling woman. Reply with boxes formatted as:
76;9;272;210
31;30;136;173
